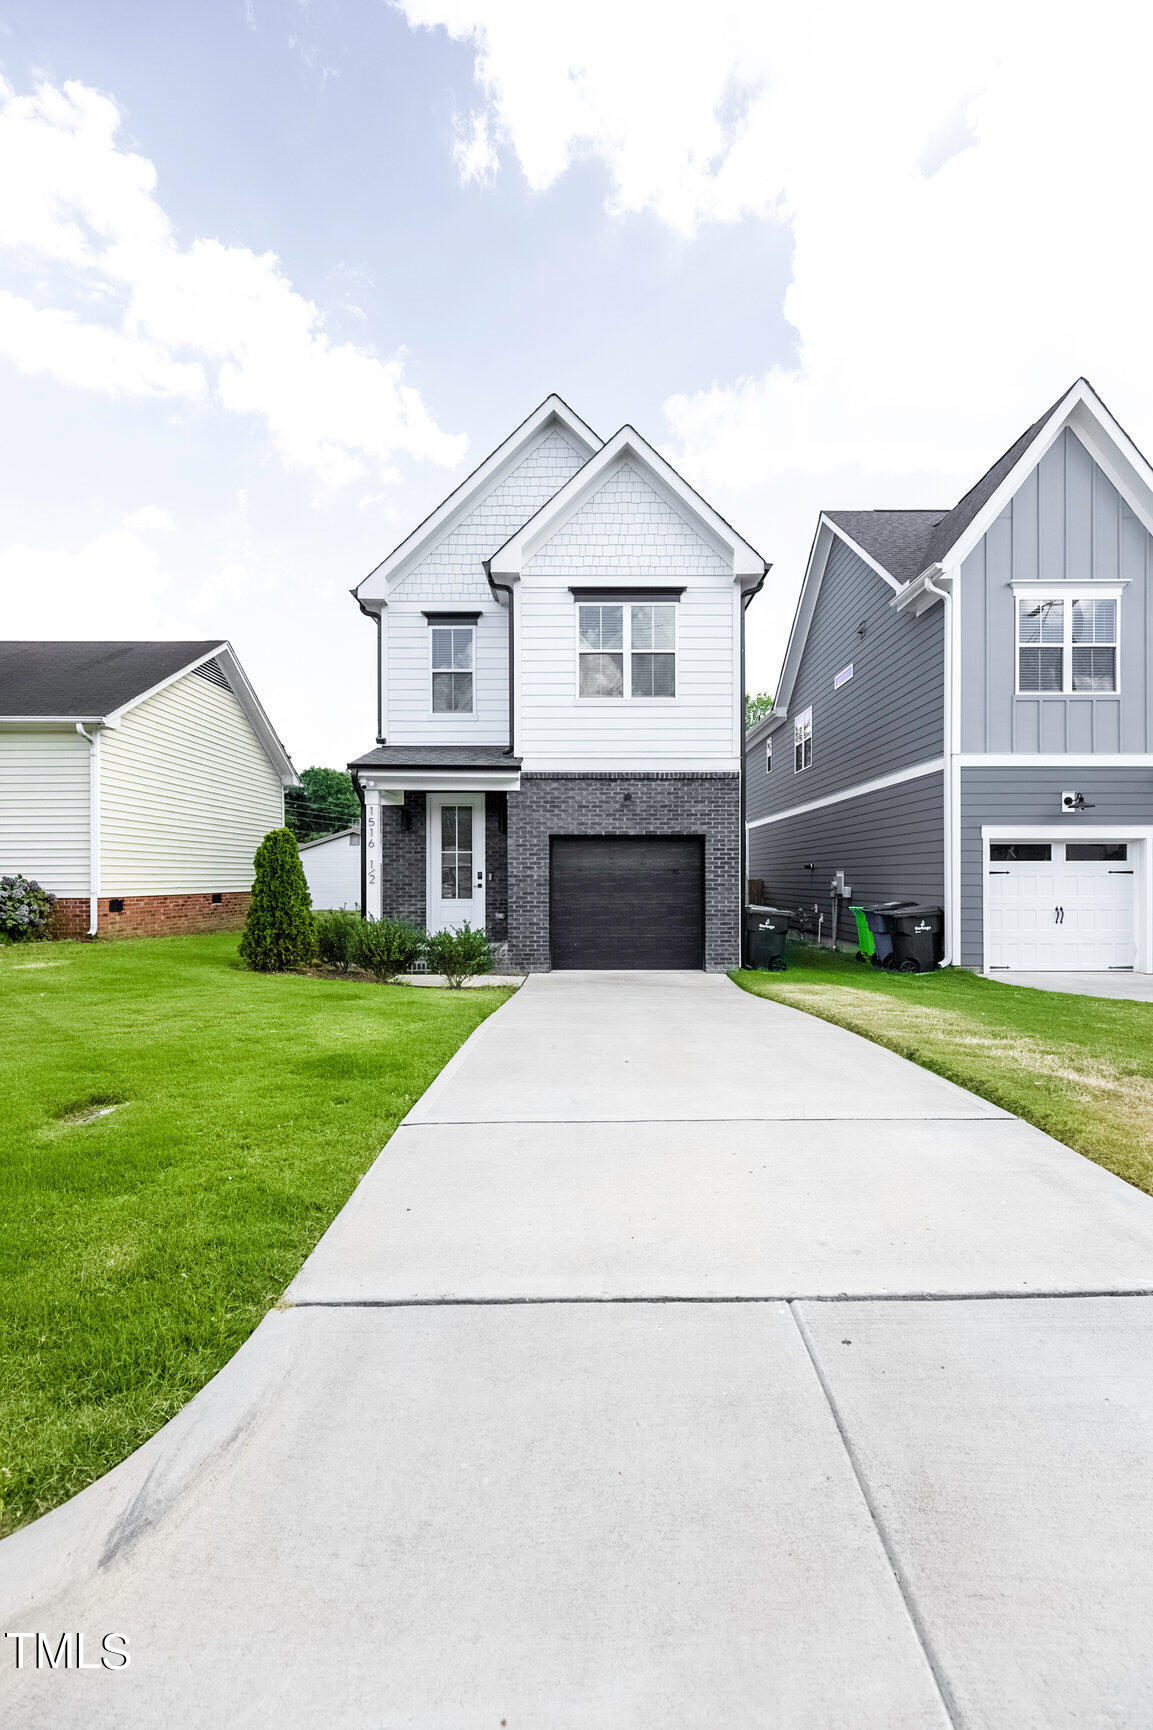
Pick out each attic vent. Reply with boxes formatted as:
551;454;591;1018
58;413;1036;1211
194;659;231;692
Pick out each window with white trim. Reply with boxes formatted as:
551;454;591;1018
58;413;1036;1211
765;739;772;775
793;707;812;772
577;603;676;699
1016;595;1118;694
431;626;474;713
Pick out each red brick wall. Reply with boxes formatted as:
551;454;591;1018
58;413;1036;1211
48;893;251;940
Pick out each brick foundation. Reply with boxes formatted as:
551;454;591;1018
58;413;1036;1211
49;892;252;940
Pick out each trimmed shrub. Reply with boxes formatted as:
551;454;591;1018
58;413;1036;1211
425;922;494;988
353;916;425;984
239;828;315;972
315;909;363;974
0;874;57;942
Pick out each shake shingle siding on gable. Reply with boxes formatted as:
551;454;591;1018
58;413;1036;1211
958;428;1153;754
523;462;728;575
752;537;944;824
390;431;586;602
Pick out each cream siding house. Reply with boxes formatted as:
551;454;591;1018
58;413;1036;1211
0;641;297;938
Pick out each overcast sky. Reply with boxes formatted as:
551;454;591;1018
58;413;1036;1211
2;0;1150;767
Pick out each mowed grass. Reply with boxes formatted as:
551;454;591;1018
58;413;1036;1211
0;934;512;1534
734;946;1153;1197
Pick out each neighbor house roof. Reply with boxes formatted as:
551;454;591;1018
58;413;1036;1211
0;640;225;718
822;511;946;587
349;745;521;771
298;825;360;851
0;640;298;784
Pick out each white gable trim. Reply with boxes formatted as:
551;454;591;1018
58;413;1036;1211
488;425;767;582
929;379;1153;576
821;517;903;594
356;396;601;604
107;643;299;786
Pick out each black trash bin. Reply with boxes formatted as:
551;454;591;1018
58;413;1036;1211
889;905;944;973
745;904;792;971
864;901;916;969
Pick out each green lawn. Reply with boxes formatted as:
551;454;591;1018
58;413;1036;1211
734;947;1153;1197
0;934;512;1535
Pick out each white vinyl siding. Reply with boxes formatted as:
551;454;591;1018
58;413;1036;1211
0;727;91;896
386;606;507;743
301;831;360;910
518;585;736;765
100;671;284;894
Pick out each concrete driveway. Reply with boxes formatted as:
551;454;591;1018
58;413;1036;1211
997;969;1153;1001
4;971;1153;1728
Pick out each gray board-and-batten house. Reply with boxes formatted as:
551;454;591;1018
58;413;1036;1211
746;378;1153;974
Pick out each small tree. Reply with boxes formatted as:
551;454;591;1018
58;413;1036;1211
745;689;773;730
425;922;494;988
315;909;362;973
353;916;425;984
240;828;315;971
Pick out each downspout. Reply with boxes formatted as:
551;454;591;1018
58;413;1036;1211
76;723;100;937
356;600;385;744
920;572;955;965
739;570;769;964
482;558;516;757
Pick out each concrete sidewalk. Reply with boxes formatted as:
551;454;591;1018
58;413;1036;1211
4;971;1153;1728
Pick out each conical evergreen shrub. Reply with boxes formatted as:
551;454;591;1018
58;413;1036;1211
239;827;315;971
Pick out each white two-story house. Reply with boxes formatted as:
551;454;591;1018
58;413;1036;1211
350;396;768;970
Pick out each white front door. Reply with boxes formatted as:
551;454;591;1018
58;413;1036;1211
426;794;486;934
986;840;1136;970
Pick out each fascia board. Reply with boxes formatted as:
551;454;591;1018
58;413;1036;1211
1065;409;1153;541
356;397;602;601
0;714;107;725
769;518;833;720
490;427;766;578
358;770;522;792
109;643;299;785
928;382;1086;574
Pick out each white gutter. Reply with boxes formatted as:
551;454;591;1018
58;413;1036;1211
919;573;955;965
76;723;101;937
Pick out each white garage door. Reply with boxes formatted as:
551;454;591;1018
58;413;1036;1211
986;840;1136;970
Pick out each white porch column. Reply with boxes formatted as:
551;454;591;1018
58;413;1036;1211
363;789;384;921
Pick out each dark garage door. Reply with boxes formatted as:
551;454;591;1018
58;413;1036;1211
549;835;704;970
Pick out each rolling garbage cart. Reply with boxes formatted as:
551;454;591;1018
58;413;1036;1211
745;904;793;971
850;905;874;962
864;901;916;969
889;905;944;973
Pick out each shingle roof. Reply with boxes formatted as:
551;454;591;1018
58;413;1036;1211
0;641;225;718
918;387;1070;570
823;510;946;585
349;744;521;771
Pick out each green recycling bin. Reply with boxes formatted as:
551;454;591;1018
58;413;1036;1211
745;904;792;971
850;905;874;961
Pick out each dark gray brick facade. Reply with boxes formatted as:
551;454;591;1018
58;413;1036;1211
374;775;739;969
506;773;740;972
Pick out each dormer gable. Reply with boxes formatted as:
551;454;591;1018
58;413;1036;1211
488;426;767;585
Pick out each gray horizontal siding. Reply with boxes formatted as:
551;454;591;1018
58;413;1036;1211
960;428;1153;754
747;536;943;825
959;764;1153;966
748;771;944;947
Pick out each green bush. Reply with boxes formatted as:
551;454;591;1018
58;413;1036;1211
0;875;57;942
239;828;315;972
314;909;363;973
353;916;425;984
425;922;494;988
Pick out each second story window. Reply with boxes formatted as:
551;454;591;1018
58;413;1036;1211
431;626;474;713
793;707;812;772
1017;594;1118;694
577;602;677;700
765;739;773;775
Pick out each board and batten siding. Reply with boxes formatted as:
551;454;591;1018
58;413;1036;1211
517;584;738;766
100;670;284;895
748;772;945;946
959;764;1153;968
752;536;945;822
0;727;91;896
385;604;508;746
959;427;1153;754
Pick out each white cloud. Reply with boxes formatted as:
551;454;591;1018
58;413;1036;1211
0;520;175;636
0;76;466;487
394;0;1153;681
122;505;177;533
